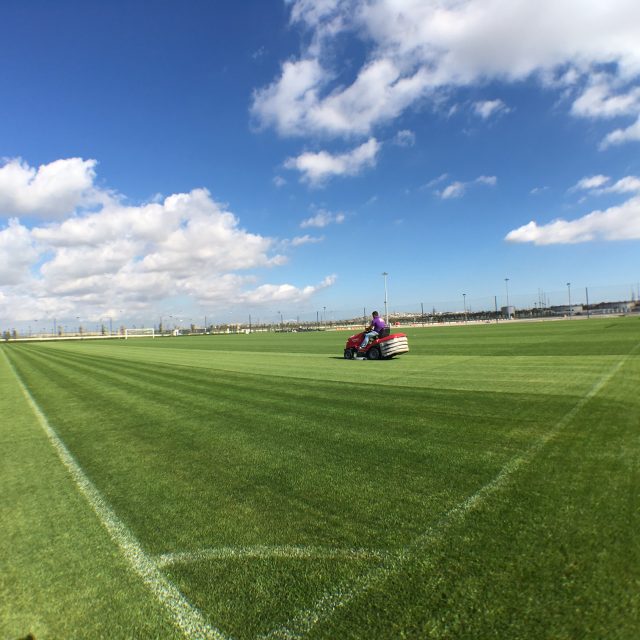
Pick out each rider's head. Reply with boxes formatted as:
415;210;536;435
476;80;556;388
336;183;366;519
372;311;379;317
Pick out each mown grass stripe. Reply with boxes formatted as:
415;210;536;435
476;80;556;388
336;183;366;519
13;342;570;442
29;334;619;398
155;545;391;568
1;348;229;640
263;344;638;640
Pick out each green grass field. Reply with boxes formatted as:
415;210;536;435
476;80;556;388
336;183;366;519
2;318;639;639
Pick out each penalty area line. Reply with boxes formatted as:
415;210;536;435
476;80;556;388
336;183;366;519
2;350;229;640
262;347;637;640
155;545;390;568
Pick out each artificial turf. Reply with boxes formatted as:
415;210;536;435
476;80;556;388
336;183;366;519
1;317;639;639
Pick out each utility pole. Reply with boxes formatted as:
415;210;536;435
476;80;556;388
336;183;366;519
567;282;572;318
382;272;389;324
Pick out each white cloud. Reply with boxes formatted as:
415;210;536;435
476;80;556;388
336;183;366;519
0;157;99;219
440;181;466;199
423;173;449;189
285;138;380;185
530;186;549;195
311;59;430;136
0;158;337;324
602;176;640;193
235;274;337;304
252;0;640;140
251;57;328;137
393;129;416;146
571;78;640;119
288;0;343;28
600;115;640;149
0;218;38;285
300;209;346;228
505;196;640;244
569;174;640;195
273;175;287;187
290;234;324;246
570;175;611;191
473;99;509;119
32;199;176;248
438;175;497;199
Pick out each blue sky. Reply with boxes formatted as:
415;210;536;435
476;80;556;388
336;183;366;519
1;0;639;329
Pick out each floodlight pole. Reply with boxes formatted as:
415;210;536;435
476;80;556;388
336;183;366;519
462;293;467;323
382;272;389;325
585;287;590;319
504;278;510;317
567;282;572;318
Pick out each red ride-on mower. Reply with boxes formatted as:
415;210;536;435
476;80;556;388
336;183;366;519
343;327;409;360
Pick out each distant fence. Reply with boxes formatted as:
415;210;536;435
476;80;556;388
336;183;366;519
2;283;639;340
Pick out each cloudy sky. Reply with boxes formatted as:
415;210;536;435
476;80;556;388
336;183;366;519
1;0;639;329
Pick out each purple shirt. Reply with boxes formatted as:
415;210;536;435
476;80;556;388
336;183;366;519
371;315;386;332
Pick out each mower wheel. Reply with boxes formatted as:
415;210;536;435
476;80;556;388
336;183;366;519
344;348;355;359
367;347;381;360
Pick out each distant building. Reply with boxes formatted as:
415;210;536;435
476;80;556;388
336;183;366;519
589;301;634;314
551;304;584;315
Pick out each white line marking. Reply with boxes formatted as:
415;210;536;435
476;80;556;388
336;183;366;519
2;350;229;640
155;545;390;568
263;349;637;640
